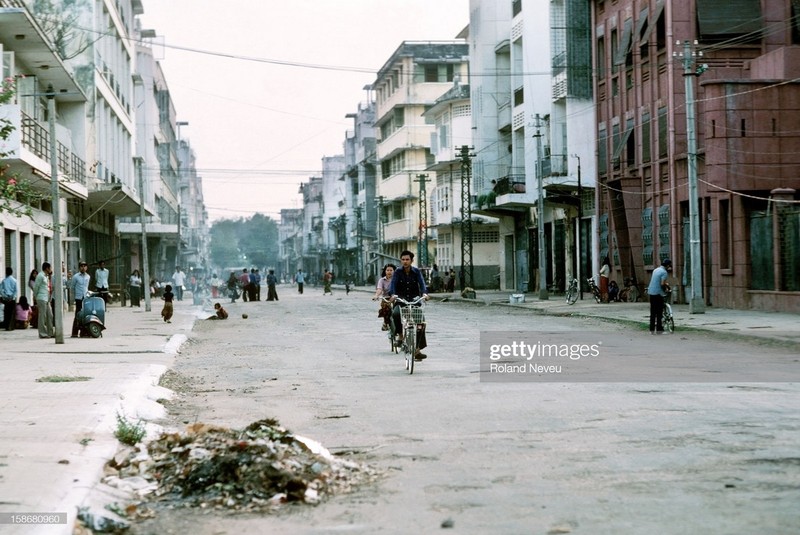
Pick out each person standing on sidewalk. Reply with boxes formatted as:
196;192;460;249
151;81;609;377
172;267;186;301
0;267;18;330
295;269;305;294
70;261;91;338
33;262;54;339
599;256;611;303
647;258;672;334
94;260;110;304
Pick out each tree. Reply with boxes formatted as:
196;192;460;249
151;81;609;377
27;0;93;60
208;214;280;271
1;77;45;217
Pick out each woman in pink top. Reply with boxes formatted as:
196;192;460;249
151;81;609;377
372;263;396;331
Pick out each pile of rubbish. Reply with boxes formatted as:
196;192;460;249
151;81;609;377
104;418;379;512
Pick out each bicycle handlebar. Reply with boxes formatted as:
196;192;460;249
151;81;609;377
392;296;426;306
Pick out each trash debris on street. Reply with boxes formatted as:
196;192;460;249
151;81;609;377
104;418;380;513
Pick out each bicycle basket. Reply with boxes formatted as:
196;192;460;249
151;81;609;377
400;305;425;324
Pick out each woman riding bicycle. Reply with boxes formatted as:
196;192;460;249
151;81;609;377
389;250;429;359
372;263;396;331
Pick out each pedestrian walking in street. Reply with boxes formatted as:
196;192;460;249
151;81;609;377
161;284;175;323
323;269;333;295
69;261;91;337
647;259;672;334
266;269;279;301
0;267;18;331
254;269;262;301
33;262;54;338
239;268;251;302
95;260;110;304
227;272;239;302
295;269;305;294
247;268;258;302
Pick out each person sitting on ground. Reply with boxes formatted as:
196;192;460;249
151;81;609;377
608;280;620;302
207;302;228;320
15;296;32;329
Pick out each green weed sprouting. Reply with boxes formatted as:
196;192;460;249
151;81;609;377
114;412;146;446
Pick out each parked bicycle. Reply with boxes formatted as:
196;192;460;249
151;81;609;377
394;296;426;374
587;277;602;303
566;278;579;305
662;286;675;333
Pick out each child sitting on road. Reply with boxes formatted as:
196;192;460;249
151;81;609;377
161;284;175;323
207;302;228;320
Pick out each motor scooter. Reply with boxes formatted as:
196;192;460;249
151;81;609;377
77;291;106;338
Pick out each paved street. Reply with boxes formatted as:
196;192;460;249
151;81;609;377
0;286;798;534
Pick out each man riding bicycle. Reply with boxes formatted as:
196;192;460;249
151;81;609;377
389;250;429;360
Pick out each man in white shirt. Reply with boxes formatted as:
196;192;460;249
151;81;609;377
94;260;110;304
172;267;186;301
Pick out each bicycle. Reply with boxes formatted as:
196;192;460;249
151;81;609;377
394;296;426;375
587;277;602;303
379;297;398;354
565;278;579;305
662;287;675;333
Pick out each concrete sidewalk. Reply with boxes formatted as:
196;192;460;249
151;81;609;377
0;298;203;534
448;289;800;347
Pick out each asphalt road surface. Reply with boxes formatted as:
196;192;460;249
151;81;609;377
129;287;800;534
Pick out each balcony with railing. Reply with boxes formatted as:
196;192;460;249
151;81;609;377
1;105;88;198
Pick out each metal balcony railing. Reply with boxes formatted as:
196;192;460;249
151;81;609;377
492;174;526;195
20;112;87;186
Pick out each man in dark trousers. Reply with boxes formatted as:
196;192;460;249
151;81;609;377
389;250;430;360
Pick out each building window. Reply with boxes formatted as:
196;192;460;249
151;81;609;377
719;198;731;270
597;36;606;79
641;109;651;163
657;107;668;159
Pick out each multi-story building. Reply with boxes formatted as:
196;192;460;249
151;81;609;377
593;0;800;312
426;79;501;288
118;24;181;284
176;137;209;276
278;207;303;281
372;41;470;266
344;94;378;284
0;0;87;299
469;0;595;294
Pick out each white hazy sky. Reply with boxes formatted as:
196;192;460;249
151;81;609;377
139;0;470;223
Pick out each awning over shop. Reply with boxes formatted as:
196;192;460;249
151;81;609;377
86;182;154;217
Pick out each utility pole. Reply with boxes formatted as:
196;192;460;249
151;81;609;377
375;196;385;251
46;85;64;344
136;157;151;311
533;114;548;300
458;145;474;291
355;207;363;285
675;40;706;313
414;174;430;267
572;154;583;300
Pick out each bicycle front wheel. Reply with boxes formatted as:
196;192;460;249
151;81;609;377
663;306;675;333
566;287;578;305
405;326;416;374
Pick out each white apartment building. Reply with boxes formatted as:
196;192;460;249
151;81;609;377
0;0;87;299
372;41;470;265
469;0;596;293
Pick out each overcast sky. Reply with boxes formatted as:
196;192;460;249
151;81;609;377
139;0;469;223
